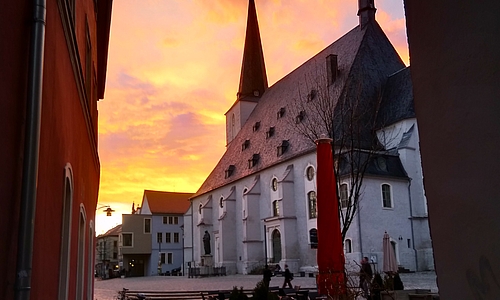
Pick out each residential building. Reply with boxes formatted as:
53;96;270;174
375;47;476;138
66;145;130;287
0;1;113;299
121;190;191;276
96;224;122;279
184;0;434;275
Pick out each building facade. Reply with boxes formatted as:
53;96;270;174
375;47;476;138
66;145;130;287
184;0;434;276
96;224;122;279
121;190;191;276
1;1;113;299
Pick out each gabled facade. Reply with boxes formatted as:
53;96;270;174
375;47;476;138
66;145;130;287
95;224;122;279
121;190;192;276
0;1;113;299
184;0;434;275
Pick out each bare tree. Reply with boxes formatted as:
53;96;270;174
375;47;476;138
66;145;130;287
288;74;386;241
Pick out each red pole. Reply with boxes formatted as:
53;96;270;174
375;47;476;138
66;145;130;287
315;137;345;296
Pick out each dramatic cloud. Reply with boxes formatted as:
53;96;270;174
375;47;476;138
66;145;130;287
96;0;409;233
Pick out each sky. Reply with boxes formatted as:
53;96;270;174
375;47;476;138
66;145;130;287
96;0;409;234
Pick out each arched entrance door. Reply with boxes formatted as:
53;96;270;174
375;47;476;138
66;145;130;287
271;229;282;263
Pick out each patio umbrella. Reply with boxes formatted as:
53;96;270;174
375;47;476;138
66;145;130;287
315;137;345;296
383;232;398;274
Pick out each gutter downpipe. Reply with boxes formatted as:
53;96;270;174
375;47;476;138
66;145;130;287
357;204;363;258
407;178;419;271
15;0;46;299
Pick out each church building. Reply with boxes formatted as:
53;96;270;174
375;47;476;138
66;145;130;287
183;0;434;275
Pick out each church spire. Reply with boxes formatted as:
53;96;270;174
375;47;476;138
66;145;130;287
237;0;268;100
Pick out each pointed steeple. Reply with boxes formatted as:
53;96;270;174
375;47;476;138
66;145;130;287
237;0;268;100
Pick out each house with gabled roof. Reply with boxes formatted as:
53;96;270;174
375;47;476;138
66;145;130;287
95;224;122;279
121;190;192;276
184;0;434;275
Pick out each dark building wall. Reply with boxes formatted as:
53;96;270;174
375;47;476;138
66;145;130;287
1;0;109;298
405;1;500;298
0;3;31;299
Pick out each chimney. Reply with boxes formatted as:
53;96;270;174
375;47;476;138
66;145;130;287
326;54;338;85
358;0;376;28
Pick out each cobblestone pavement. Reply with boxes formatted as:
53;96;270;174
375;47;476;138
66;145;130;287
94;272;438;300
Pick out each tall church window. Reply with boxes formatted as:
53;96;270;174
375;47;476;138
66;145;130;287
272;200;279;217
308;191;317;219
382;184;393;208
340;184;348;209
309;228;318;249
344;239;352;253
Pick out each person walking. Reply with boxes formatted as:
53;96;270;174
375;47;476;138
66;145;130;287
282;264;293;289
263;265;273;290
359;257;373;298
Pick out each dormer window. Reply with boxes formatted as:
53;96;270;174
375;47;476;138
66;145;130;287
295;111;306;123
307;90;317;101
248;154;260;168
277;107;286;119
253;121;261;132
242;139;250;151
225;165;235;178
266;127;275;138
277;140;289;156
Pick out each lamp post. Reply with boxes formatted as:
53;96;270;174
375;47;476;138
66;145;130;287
96;205;114;279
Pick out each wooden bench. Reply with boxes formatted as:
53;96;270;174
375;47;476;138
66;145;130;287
124;289;254;300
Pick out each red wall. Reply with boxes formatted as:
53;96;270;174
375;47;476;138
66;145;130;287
1;0;109;298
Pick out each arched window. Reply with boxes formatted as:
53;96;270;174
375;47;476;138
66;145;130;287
340;184;348;209
76;205;87;300
198;203;202;214
87;221;94;299
59;164;73;300
344;239;352;253
382;184;393;208
219;197;224;208
306;166;315;181
271;178;278;191
308;191;317;219
309;228;318;249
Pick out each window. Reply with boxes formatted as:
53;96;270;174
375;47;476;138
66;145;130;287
113;241;118;248
163;216;178;224
248;154;260;168
144;218;151;233
308;191;317;219
272;200;279;217
157;232;163;243
344;239;352;253
296;110;306;123
219;197;224;208
160;253;166;264
266;127;275;138
113;252;118;259
307;89;318;101
309;228;318;248
166;232;171;243
253;121;261;132
277;140;289;156
85;22;92;102
174;232;180;243
198;204;202;214
122;233;133;247
173;216;178;224
271;178;278;191
382;184;392;208
407;239;411;248
277;107;286;119
306;166;315;181
167;253;173;264
340;184;348;209
163;216;168;224
242;140;250;150
76;208;86;300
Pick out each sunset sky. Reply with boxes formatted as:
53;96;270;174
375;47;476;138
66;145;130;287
95;0;409;234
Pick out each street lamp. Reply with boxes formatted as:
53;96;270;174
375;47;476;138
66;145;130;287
97;205;115;216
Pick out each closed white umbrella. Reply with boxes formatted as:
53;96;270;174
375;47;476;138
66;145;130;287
383;232;398;274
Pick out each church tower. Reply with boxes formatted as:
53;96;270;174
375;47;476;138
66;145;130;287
225;0;268;145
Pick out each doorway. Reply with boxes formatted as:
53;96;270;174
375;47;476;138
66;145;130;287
271;229;282;263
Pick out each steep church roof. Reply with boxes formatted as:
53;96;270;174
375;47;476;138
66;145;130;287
376;67;415;128
193;2;408;198
237;0;268;101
